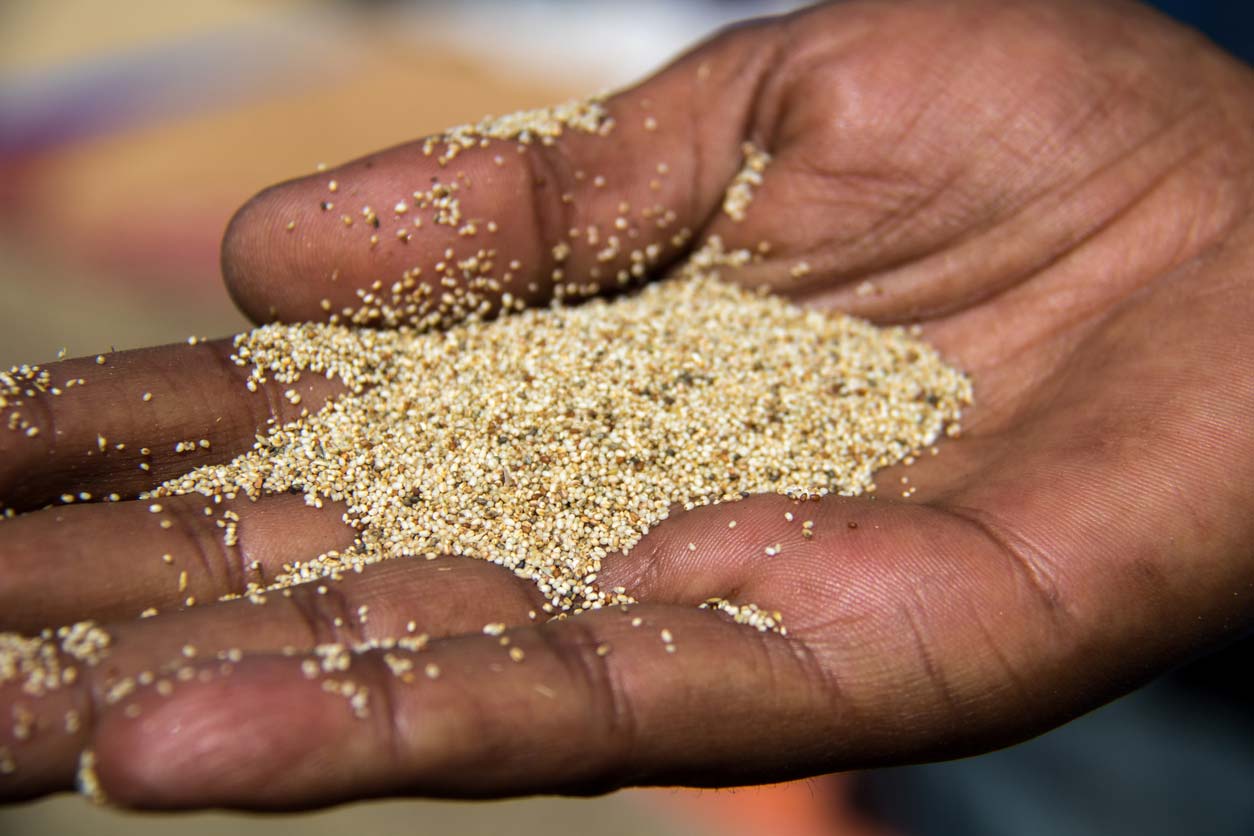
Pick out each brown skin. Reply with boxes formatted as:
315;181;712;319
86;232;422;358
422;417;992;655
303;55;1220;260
2;0;1253;810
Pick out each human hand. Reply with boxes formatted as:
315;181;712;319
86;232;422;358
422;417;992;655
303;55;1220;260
4;0;1254;809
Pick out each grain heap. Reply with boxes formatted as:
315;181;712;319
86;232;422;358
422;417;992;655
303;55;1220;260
150;240;971;617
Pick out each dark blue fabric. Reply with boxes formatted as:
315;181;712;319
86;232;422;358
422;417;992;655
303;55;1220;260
1146;0;1254;64
857;639;1254;836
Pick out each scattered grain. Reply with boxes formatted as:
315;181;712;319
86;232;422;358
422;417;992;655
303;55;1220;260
76;749;105;804
423;95;612;165
723;142;770;222
701;597;787;635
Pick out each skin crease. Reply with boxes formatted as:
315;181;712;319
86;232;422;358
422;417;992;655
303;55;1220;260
2;0;1254;810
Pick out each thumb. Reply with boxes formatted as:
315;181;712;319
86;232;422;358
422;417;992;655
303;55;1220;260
220;18;783;327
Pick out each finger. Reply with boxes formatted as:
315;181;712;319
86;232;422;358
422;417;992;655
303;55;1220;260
220;19;783;326
133;554;546;654
81;604;828;809
590;435;989;626
0;493;356;633
5;538;916;805
0;341;345;512
595;493;889;625
0;556;544;799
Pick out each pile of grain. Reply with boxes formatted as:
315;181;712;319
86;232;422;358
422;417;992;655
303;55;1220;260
151;240;971;617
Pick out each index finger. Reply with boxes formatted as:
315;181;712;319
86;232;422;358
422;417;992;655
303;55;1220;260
220;20;779;327
0;340;343;512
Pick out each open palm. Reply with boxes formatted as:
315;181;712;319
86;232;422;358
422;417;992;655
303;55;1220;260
4;0;1254;809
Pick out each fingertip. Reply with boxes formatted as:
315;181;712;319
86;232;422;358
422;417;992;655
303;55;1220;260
217;42;768;331
219;144;546;329
94;662;361;810
221;178;324;325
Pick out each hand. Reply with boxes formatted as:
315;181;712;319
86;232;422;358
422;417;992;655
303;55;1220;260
4;0;1254;809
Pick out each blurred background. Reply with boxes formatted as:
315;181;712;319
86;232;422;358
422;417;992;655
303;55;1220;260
1;1;1252;835
0;0;810;366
